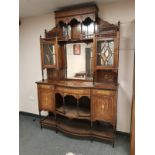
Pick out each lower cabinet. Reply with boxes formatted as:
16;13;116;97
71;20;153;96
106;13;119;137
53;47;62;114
91;89;117;126
37;83;117;146
37;84;55;112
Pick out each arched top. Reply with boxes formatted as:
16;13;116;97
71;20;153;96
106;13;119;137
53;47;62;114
69;18;80;26
82;17;94;26
56;14;96;26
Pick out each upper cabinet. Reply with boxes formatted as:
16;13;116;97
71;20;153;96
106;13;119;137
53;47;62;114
40;3;120;83
95;37;119;70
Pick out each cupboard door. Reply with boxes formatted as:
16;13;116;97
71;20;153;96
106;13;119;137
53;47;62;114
38;85;55;112
40;39;58;69
94;37;119;70
92;90;116;125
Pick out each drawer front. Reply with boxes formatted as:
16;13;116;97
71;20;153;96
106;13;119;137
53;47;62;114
92;89;115;96
56;86;90;96
38;84;55;112
38;84;54;90
92;89;116;125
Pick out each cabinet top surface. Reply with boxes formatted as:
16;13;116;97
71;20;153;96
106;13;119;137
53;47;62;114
36;80;118;90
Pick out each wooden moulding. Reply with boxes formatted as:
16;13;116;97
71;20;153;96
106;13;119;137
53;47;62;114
55;4;98;22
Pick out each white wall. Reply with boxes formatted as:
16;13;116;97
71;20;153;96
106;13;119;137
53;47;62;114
19;13;55;114
98;0;135;133
19;1;134;133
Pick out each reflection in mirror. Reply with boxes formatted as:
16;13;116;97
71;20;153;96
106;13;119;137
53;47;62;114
97;40;114;66
65;43;93;80
43;44;55;65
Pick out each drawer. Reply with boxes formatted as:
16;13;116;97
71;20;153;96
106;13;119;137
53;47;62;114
91;89;116;96
56;86;90;96
38;84;54;90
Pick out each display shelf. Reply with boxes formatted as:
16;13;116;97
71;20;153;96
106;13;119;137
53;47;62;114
56;106;90;120
40;116;114;141
58;38;93;44
40;117;56;128
92;121;113;140
57;116;91;136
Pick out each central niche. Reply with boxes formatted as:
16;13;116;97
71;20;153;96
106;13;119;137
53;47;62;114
65;42;93;80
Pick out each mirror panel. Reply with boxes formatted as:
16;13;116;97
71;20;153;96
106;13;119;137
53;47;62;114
65;43;93;80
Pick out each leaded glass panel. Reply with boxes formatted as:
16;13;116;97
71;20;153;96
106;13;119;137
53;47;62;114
97;40;114;66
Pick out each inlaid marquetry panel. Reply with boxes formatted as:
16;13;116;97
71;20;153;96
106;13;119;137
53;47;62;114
38;85;55;112
38;84;54;89
55;86;90;97
92;89;116;125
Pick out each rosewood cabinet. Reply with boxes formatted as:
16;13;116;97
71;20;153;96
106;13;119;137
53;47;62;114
36;3;120;147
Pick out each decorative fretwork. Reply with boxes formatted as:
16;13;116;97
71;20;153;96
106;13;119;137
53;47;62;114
97;40;114;66
43;44;55;65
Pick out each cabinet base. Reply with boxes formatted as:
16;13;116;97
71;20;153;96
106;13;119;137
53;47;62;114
40;115;115;147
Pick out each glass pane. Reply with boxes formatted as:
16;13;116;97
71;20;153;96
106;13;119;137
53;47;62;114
43;43;55;65
63;26;68;37
97;40;114;66
88;23;94;35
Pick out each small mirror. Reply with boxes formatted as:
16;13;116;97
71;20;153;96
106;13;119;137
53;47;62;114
65;43;93;80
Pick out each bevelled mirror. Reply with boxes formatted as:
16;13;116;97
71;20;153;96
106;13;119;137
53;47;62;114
65;42;93;80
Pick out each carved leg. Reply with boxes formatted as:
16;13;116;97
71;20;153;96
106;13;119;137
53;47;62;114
112;142;115;148
90;121;94;142
112;125;116;148
39;111;42;129
54;111;58;134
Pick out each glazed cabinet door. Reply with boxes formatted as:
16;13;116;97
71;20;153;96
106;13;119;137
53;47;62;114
91;89;117;125
40;38;58;69
37;84;55;112
94;37;119;70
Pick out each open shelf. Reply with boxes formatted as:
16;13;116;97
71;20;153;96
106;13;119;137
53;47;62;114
40;115;114;142
78;96;90;117
57;116;91;137
58;38;93;44
92;121;113;139
40;116;56;128
55;94;91;120
56;106;90;120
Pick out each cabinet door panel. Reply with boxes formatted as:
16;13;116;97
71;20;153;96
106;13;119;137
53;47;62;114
92;90;116;125
38;85;55;112
40;39;58;69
